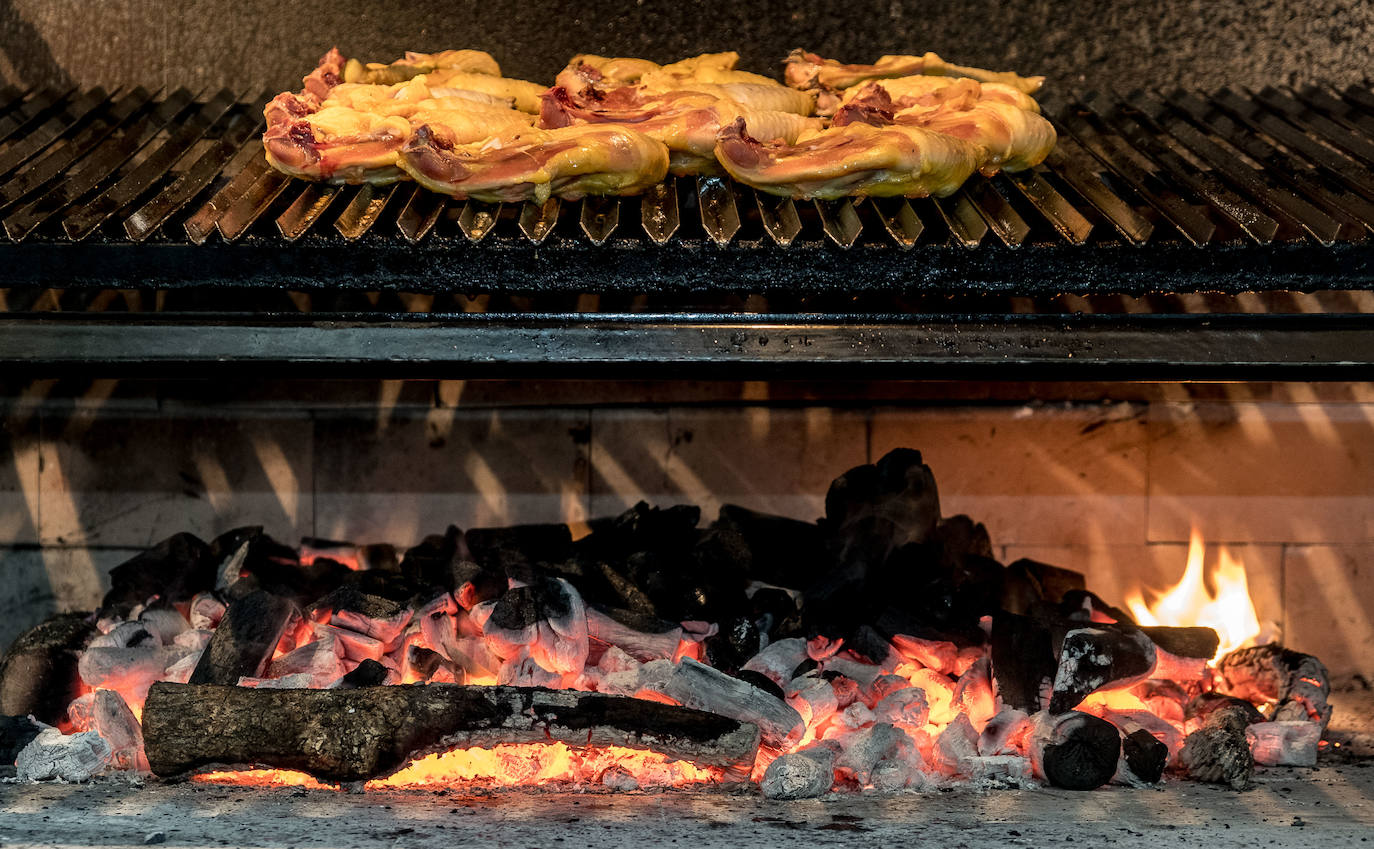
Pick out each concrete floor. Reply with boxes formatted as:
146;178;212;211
1;760;1372;849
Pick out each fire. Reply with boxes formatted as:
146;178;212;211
193;744;724;790
1125;528;1261;661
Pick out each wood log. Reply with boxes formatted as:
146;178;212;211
1028;710;1121;791
1140;626;1219;660
142;682;761;783
990;613;1055;713
1178;704;1254;790
1049;626;1156;714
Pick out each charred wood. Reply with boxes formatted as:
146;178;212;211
100;533;213;618
1002;558;1087;614
1120;728;1169;785
1179;704;1254;790
1049;626;1156;714
715;504;828;589
465;523;573;575
1;714;43;764
990;613;1055;714
1140;626;1220;660
142;682;761;782
1029;710;1121;791
0;612;95;724
1186;692;1266;726
652;657;804;748
188;590;297;686
1218;645;1332;730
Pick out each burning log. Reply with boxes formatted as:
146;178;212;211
188;590;298;686
1028;711;1122;791
1218;645;1332;730
0;612;95;724
1178;703;1254;790
142;682;761;783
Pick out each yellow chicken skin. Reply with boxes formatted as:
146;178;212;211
785;49;1044;116
714;117;981;200
342;49;501;85
399;123;670;203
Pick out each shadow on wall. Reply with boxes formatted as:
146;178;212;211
0;0;72;90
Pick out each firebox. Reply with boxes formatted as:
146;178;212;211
1;1;1373;846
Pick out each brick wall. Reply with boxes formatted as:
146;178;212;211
2;380;1370;683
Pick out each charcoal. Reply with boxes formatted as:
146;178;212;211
962;755;1034;784
873;687;929;727
465;523;573;575
1099;707;1184;756
652;657;805;748
90;621;156;649
736;670;785;701
337;569;429;607
870;545;1005;645
1249;721;1321;767
934;713;981;776
398;526;474;593
188;590;298;686
268;634;345;687
1218;644;1332;730
1029;710;1121;791
0;612;95;724
623;542;748;624
715;504;827;588
1140;626;1220;660
786;674;839;728
1059;589;1134;625
480;577;589;675
405;646;446;681
1186;692;1266;726
824;448;941;558
339;658;389;689
952;656;997;729
979;709;1032;756
188;594;226;630
101;533;213;618
69;689;146;772
219;528;343;606
15;727;112;782
703;615;762;676
78;645;173;707
138;606;189;646
990;613;1055;714
1002;558;1087;613
1179;704;1254;790
748;587;803;641
311;587;409;636
1;714;43;764
742;637;809;688
1121;728;1169;785
1049;626;1156;714
760;744;838;799
585;607;681;661
836;723;920;788
577;501;701;561
843;624;900;666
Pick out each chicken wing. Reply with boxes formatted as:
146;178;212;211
399;123;670;203
714;116;980;200
785;49;1044;116
342;49;501;85
540;85;819;175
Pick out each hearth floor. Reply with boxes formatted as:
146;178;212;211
1;762;1371;849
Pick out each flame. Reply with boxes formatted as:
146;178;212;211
192;743;724;790
1125;528;1261;661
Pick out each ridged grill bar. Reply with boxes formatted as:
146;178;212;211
0;84;1370;264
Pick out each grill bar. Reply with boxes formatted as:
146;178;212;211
0;85;1367;295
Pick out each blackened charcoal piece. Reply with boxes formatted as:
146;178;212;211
189;591;297;686
406;647;446;681
824;448;940;564
933;515;993;560
484;577;589;675
704;616;762;676
340;658;389;689
0;612;95;724
736;670;786;702
210;526;293;565
715;504;827;589
2;714;44;764
844;625;901;666
578;501;702;561
1141;626;1220;660
144;683;760;781
218;527;343;607
399;526;470;592
1179;704;1254;790
101;533;213;618
991;614;1055;714
625;546;747;624
868;545;1004;645
1218;645;1332;730
465;524;573;575
311;586;406;622
1029;710;1121;791
1050;627;1156;714
1002;558;1088;614
749;587;803;641
338;569;429;607
1122;728;1169;784
1186;692;1266;726
1059;589;1134;625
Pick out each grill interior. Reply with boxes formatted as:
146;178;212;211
0;83;1371;256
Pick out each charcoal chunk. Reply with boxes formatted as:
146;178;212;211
399;526;470;592
749;588;803;641
715;504;827;588
704;616;762;676
466;524;573;575
1186;692;1266;726
1122;728;1168;784
1141;626;1220;660
189;591;297;686
991;614;1055;714
736;670;786;702
101;533;213;618
577;502;701;562
340;658;389;689
0;612;95;724
1049;626;1156;714
1;714;43;764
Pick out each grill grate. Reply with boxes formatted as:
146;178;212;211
0;84;1370;293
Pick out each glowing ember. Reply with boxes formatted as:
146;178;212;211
1125;528;1262;662
193;743;724;790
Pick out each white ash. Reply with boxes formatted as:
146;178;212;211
1248;721;1321;767
760;743;838;800
15;727;112;782
742;638;808;688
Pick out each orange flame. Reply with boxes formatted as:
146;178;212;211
193;743;724;791
1125;528;1261;662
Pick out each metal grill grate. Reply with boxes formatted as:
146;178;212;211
0;83;1370;293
